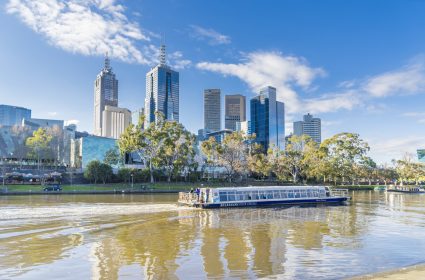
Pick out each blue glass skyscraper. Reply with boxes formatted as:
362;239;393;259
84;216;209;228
250;86;285;152
145;45;179;127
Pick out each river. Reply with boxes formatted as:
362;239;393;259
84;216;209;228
0;191;425;279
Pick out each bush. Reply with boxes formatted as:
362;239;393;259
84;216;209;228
84;160;113;184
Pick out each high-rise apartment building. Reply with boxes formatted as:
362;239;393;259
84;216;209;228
0;105;31;126
204;89;221;132
250;86;285;152
94;54;118;136
293;113;321;144
102;106;132;139
225;94;246;131
144;45;179;127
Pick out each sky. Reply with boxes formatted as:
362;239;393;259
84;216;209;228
1;0;425;164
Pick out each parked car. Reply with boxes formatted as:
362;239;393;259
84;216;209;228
43;184;62;192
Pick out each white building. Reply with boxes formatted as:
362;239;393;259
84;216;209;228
293;113;321;144
144;45;179;127
101;106;131;139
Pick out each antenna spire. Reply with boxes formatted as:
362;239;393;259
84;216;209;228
104;52;111;70
159;44;166;66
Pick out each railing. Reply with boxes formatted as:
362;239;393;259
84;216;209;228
178;192;199;204
331;188;349;197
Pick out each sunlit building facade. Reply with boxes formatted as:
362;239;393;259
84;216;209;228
225;94;246;131
293;113;321;144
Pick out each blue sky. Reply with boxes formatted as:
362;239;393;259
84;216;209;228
1;0;425;163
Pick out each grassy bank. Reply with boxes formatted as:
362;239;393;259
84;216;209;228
0;183;384;193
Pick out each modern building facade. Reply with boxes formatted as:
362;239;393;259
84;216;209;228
23;118;64;130
418;149;425;163
132;108;145;127
236;120;250;136
0;105;31;126
70;135;118;169
250;86;285;152
293;113;321;144
204;89;221;132
145;45;179;127
94;54;118;136
101;106;132;139
225;95;246;131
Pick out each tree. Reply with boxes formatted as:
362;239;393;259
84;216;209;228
119;113;167;183
283;135;313;183
160;121;196;182
104;147;123;166
395;153;425;185
248;143;271;179
201;132;249;182
319;133;370;185
84;160;102;184
84;160;112;184
25;128;53;172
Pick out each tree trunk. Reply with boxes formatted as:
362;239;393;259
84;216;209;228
149;161;154;183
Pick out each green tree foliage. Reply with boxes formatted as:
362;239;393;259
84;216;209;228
25;128;53;170
319;132;369;184
160;120;197;182
201;132;250;182
104;147;123;166
84;160;112;184
395;153;425;185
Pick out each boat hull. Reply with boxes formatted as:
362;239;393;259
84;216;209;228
199;197;348;209
387;190;425;194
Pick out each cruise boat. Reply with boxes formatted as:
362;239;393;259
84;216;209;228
178;186;350;208
387;185;425;193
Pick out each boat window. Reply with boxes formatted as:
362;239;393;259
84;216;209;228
280;190;287;199
259;191;266;200
301;190;307;198
228;192;236;201
219;192;228;202
266;191;273;199
273;190;281;199
251;191;259;200
237;192;246;200
307;190;313;197
288;190;294;198
295;190;301;198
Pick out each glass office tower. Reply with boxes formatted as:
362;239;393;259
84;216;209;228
250;86;285;152
145;45;179;127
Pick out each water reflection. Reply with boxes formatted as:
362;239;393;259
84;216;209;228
1;192;425;279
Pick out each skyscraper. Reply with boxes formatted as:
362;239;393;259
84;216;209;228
225;94;246;131
94;54;118;136
0;105;31;126
250;86;285;152
293;113;321;143
204;89;221;132
144;45;179;127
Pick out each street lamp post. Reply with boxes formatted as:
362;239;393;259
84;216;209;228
131;173;134;191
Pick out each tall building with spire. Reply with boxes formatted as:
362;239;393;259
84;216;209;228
94;53;118;136
144;45;179;127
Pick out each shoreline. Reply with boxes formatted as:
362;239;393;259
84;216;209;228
0;189;182;195
350;262;425;279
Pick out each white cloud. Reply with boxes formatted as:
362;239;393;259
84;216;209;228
47;111;58;117
368;136;425;164
364;62;425;97
402;111;425;124
189;25;231;45
197;51;355;114
64;119;79;126
6;0;152;64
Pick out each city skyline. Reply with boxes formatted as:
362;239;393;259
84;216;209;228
2;1;425;163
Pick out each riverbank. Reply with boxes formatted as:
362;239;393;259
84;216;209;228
351;263;425;279
0;183;383;195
